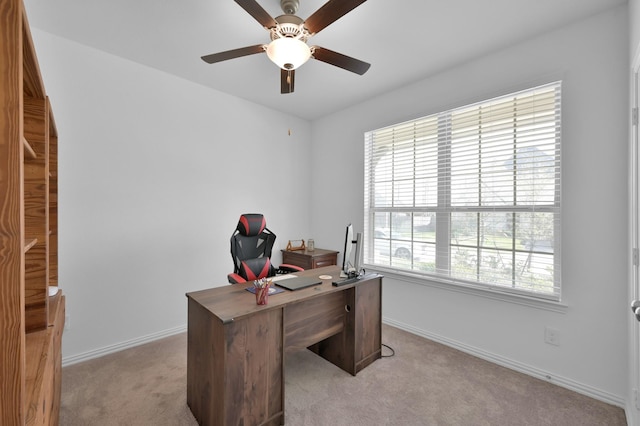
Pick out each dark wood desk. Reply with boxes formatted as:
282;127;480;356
186;266;382;426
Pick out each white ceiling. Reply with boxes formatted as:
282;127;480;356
24;0;627;120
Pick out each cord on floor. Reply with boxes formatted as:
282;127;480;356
382;343;395;357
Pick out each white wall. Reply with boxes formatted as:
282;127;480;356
311;5;629;405
32;30;312;362
632;0;640;62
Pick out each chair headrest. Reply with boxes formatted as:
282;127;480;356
237;214;267;237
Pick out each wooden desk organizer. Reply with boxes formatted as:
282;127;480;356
286;239;306;251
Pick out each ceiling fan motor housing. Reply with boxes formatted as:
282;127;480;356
271;14;309;42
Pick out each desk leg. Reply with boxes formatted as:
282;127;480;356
353;277;382;373
187;299;284;426
187;299;219;424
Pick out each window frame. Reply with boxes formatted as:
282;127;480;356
363;82;562;302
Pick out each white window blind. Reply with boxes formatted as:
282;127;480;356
364;82;561;300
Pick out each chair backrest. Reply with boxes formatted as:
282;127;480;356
230;214;277;281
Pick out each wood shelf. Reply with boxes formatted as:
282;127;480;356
0;1;63;424
24;238;38;253
23;136;37;160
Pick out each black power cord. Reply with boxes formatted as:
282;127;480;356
381;343;395;357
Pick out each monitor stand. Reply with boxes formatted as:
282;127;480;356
340;268;357;279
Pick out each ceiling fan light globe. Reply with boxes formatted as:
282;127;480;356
266;38;311;70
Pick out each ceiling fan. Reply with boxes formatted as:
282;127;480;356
201;0;370;94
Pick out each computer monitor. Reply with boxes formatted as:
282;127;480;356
341;223;363;278
353;232;362;274
342;224;354;277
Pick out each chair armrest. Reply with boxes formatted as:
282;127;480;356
278;264;304;273
228;273;246;284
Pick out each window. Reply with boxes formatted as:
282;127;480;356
364;82;561;301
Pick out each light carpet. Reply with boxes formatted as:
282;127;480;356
59;324;626;425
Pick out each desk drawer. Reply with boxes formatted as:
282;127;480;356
313;256;335;268
282;251;312;269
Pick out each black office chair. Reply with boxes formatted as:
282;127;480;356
228;213;303;284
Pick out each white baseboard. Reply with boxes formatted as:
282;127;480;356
382;317;626;409
61;325;187;367
61;319;625;410
627;402;637;426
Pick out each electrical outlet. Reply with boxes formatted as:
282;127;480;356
544;326;560;346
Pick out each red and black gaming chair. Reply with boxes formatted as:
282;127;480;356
228;213;303;284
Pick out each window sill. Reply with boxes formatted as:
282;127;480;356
364;264;568;314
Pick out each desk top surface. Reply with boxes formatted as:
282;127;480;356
186;265;380;324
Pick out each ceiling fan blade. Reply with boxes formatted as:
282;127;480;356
304;0;368;35
234;0;278;29
201;44;265;64
312;46;370;75
281;68;295;94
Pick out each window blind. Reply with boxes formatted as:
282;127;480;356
364;82;561;300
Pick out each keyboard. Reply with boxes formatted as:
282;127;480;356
332;277;360;287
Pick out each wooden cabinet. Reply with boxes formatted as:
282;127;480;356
0;1;64;424
25;295;65;425
281;248;338;270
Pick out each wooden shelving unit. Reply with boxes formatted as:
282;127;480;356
0;1;65;424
